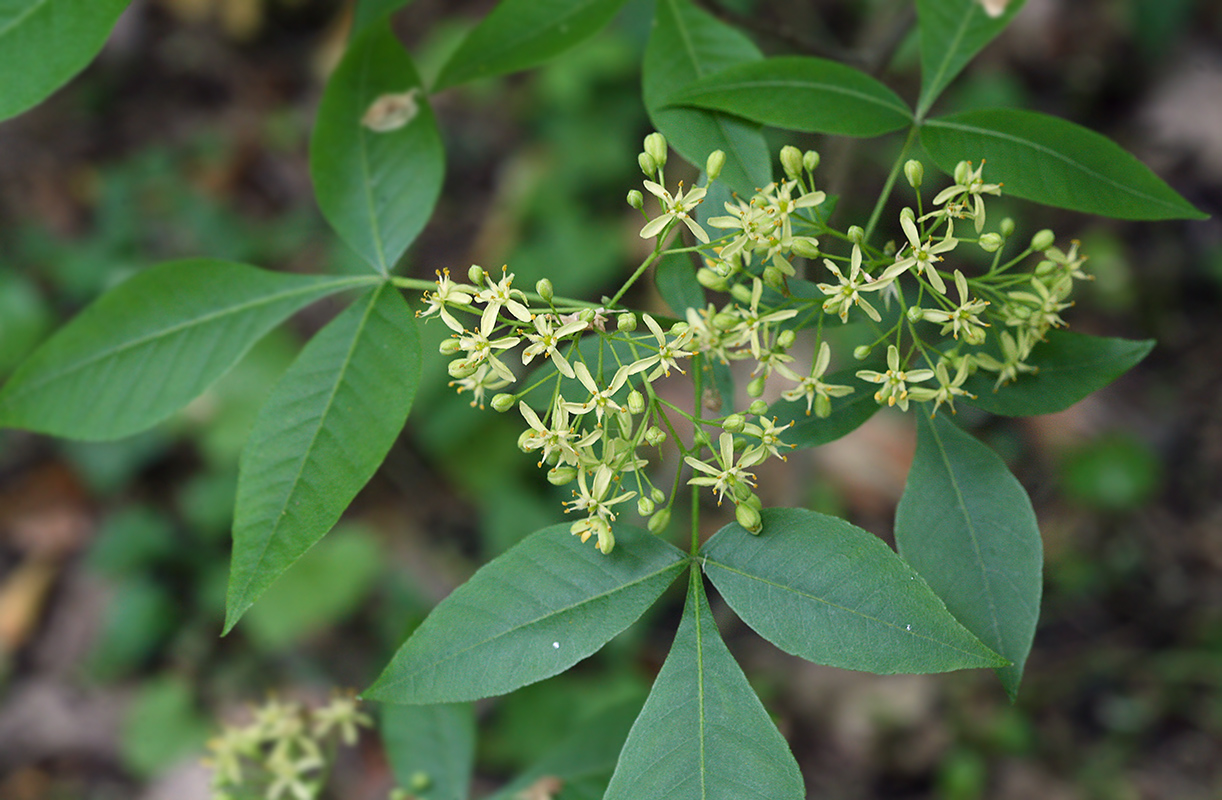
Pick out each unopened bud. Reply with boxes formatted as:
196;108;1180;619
848;225;865;245
853;344;872;361
535;278;553;301
644;132;668;170
900;206;916;225
490;393;515;412
776;329;796;349
467;265;485;285
735;502;762;533
904;159;924;188
617;312;637;332
802;150;821;173
645;426;667;447
762;266;785;290
692;427;711;449
730;283;753;305
712;311;738;330
780;145;803;180
648;508;671;534
747;374;766;397
978;232;1004;252
637;496;655;516
815;393;832;418
627;189;644;209
448;358;478;379
907;306;924;323
697;268;729;292
1031;229;1056;251
748;399;768;415
578;308;596;323
722;413;746;433
651;487;665;503
791;237;820;258
628;389;646;414
547;466;577;486
1000;217;1015;237
669;321;689;336
638;152;657;177
439;338;462;355
706;149;726;181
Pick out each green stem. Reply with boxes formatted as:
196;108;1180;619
690;354;704;556
863;124;918;246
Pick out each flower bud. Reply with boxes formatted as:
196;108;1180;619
648;508;671;534
645;426;667;447
762;266;786;291
802;150;821;173
735;502;762;533
848;225;865;245
954;160;973;185
490;393;515;412
637;496;655;516
815;393;832;418
644;132;668;170
907;305;925;323
900;206;916;225
730;282;753;305
628;389;646;414
712;311;738;330
579;308;596;323
409;772;431;792
692;427;711;449
638;152;657;177
439;338;462;355
535;277;554;301
748;399;768;415
853;344;872;361
790;237;820;258
651;487;665;503
626;189;644;209
904;159;924;188
776;329;796;349
467;264;485;285
978;232;1004;253
547;466;577;486
448;358;478;379
706;149;726;181
697;268;729;291
1000;217;1015;237
669;321;689;336
617;312;637;332
722;413;746;433
780;145;804;180
1031;229;1056;251
747;374;766;398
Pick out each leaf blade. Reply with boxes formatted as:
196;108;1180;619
364;524;686;704
895;414;1043;699
0;260;368;440
604;569;804;800
381;703;475;800
668;56;913;137
225;284;421;630
920;108;1207;219
702;508;1007;674
916;0;1026;119
311;22;445;275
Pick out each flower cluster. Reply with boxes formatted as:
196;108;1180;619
205;693;372;800
416;134;1090;552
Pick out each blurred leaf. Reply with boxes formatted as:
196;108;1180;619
920;109;1207;219
88;508;176;577
963;330;1154;416
668;56;912;137
643;0;771;195
0;260;370;440
120;674;209;778
654;251;705;317
702;508;1007;674
0;272;51;374
225;285;419;632
89;578;177;680
352;0;416;36
311;22;445;275
434;0;629;90
364;524;686;704
767;369;879;449
604;569;804;800
1059;434;1161;512
916;0;1027;119
896;413;1042;699
381;703;475;800
242;526;385;650
0;0;130;121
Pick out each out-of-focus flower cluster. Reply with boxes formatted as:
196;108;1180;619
416;134;1090;551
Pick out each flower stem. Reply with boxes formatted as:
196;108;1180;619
863;124;918;246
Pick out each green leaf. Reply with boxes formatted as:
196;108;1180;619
604;569;804;800
311;22;445;275
916;0;1026;119
767;369;879;449
920;109;1207;219
0;260;368;441
653;250;705;317
895;414;1042;699
702;508;1007;674
225;284;420;631
963;330;1155;416
120;675;209;778
643;0;771;195
668;56;912;137
0;0;130;122
364;524;686;704
433;0;629;90
352;0;416;36
381;703;475;800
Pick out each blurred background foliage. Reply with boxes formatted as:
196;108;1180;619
0;0;1220;798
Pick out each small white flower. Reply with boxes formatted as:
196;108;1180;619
855;345;934;411
474;267;532;333
562;362;631;424
879;214;956;293
626;313;695;380
640;180;709;243
521;314;586;378
816;244;888;323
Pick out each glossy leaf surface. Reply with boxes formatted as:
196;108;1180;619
365;524;686;704
916;0;1026;118
311;22;445;275
669;56;912;137
434;0;629;90
381;703;475;800
225;285;420;630
963;330;1155;416
0;0;130;121
653;250;705;318
896;414;1042;699
643;0;771;195
0;260;367;440
604;569;804;800
703;508;1006;674
921;109;1206;219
